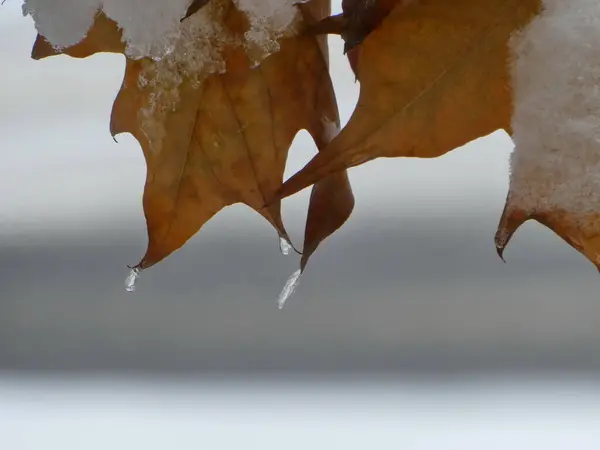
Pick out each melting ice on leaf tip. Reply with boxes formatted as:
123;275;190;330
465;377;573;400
279;236;293;256
125;267;141;292
277;269;302;309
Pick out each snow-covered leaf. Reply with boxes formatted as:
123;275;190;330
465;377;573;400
497;0;600;270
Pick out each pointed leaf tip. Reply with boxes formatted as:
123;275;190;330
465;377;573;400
277;0;542;197
495;244;506;263
31;35;57;60
496;197;600;271
300;170;354;272
494;201;529;264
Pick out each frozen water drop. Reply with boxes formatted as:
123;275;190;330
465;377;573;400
277;269;301;310
279;236;292;256
125;267;141;292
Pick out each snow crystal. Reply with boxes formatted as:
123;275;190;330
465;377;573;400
102;0;190;61
133;0;301;151
132;0;233;150
233;0;301;63
23;0;303;151
508;0;600;221
23;0;302;62
23;0;212;60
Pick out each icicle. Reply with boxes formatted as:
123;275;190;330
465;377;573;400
125;267;141;292
279;236;292;256
277;269;301;309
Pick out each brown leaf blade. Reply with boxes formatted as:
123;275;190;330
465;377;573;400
116;33;337;269
275;0;542;200
341;0;400;53
296;0;354;273
301;170;354;271
495;203;600;270
31;3;350;271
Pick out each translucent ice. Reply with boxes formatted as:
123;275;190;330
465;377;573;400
279;236;292;256
277;269;301;309
125;267;141;292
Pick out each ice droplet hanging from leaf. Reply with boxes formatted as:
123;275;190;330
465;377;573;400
277;269;302;309
279;236;293;256
125;267;141;292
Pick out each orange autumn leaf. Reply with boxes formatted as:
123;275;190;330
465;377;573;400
495;206;600;270
299;0;355;274
301;170;353;271
31;1;353;272
305;0;401;75
275;0;542;201
341;0;401;53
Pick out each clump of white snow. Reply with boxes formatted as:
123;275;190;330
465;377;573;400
22;0;193;59
132;0;301;150
135;0;234;149
23;0;303;150
102;0;191;61
23;0;301;61
507;0;600;223
22;0;101;49
234;0;301;63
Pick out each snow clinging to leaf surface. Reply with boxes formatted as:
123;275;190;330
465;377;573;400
22;0;301;61
234;0;301;62
102;0;191;60
23;0;302;152
22;0;101;49
508;0;600;220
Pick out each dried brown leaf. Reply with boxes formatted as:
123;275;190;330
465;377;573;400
31;1;353;272
496;198;600;271
275;0;542;200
